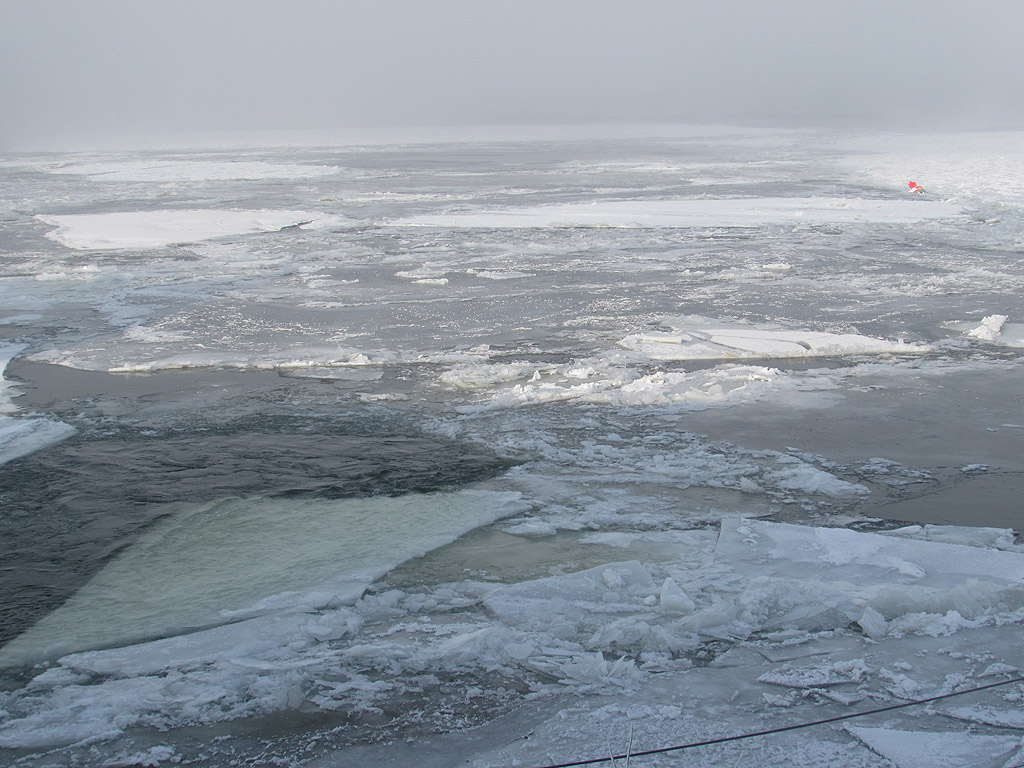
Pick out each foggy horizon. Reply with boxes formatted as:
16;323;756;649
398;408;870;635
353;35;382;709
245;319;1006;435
3;0;1024;150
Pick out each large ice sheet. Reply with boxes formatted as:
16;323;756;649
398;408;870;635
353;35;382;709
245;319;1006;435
716;518;1024;587
846;727;1020;768
395;197;963;228
0;490;527;667
38;209;347;250
57;612;322;678
46;160;340;182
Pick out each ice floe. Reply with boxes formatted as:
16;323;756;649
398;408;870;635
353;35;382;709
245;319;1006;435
0;416;75;467
846;726;1021;768
760;455;869;498
394;197;964;228
38;209;350;250
26;345;400;375
947;314;1024;348
45;159;341;182
714;519;1024;633
882;524;1020;551
620;316;927;361
0;344;74;465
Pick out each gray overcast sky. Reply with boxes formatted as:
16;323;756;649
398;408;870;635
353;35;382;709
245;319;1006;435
2;0;1023;149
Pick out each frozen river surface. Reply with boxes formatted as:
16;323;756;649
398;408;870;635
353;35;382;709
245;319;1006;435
1;126;1023;766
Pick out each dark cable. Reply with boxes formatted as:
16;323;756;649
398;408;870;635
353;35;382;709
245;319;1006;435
523;675;1024;768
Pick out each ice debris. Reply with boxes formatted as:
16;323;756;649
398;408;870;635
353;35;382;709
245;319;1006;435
967;314;1008;342
4;518;1024;751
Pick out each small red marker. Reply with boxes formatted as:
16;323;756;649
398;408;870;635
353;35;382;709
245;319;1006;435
908;181;925;194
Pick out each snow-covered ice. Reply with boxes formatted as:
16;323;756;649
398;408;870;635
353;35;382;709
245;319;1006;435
395;197;964;228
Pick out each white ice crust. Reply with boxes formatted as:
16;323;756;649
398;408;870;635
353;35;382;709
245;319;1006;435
38;209;349;251
395;197;963;229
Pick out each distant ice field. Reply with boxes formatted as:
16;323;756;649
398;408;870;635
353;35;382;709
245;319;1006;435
1;126;1023;765
44;159;342;182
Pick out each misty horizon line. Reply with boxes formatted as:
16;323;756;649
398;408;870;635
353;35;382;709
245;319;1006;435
5;111;1024;154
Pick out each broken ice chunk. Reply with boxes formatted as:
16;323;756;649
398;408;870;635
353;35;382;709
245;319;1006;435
858;606;888;639
758;658;870;689
659;578;696;615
